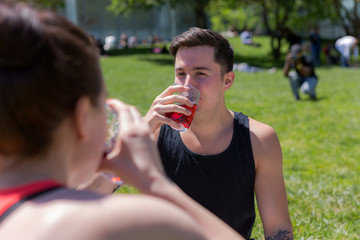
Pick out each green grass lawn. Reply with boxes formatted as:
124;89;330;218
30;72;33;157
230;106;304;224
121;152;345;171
101;36;360;239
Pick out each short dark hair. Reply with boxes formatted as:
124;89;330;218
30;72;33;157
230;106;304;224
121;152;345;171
0;3;102;157
169;27;234;75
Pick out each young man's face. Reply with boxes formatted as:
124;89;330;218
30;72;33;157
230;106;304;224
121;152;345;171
174;45;231;115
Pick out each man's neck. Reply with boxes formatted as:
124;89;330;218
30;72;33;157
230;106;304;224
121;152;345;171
180;109;234;155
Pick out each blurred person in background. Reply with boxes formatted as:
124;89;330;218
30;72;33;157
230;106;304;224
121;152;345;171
283;44;318;100
335;35;359;67
309;26;322;66
104;33;116;51
240;27;261;47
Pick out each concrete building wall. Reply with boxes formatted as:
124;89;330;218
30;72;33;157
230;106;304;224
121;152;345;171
64;0;196;44
63;0;359;43
319;20;346;40
318;0;360;40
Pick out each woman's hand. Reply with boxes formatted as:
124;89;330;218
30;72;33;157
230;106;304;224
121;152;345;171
99;99;165;191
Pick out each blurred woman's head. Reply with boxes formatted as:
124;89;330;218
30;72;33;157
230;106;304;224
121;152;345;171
0;3;104;160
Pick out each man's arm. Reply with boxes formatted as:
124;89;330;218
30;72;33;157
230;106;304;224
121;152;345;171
249;118;293;240
282;54;293;77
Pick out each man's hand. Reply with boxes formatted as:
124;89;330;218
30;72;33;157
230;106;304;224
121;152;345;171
143;84;193;136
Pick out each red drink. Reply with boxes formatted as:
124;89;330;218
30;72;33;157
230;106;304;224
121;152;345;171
165;104;198;131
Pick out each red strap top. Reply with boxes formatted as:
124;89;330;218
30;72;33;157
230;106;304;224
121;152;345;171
0;180;63;216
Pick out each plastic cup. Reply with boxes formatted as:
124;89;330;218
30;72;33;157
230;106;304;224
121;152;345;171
104;103;119;155
102;103;122;186
165;83;200;131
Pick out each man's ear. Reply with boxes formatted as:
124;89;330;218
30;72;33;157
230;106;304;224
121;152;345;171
73;96;92;141
223;71;235;90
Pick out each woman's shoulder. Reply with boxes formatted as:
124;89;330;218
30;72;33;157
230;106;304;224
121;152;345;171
0;191;205;240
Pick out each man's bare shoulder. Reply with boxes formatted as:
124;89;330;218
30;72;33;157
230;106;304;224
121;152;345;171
0;191;205;240
248;117;282;169
248;117;278;141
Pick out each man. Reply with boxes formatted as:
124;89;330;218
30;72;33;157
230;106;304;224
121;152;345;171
309;26;321;66
335;35;359;67
283;44;318;100
144;27;293;240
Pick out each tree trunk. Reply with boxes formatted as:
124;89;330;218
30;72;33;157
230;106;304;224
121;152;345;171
351;0;360;38
260;0;285;60
194;7;208;28
193;1;208;29
333;0;360;38
270;33;282;60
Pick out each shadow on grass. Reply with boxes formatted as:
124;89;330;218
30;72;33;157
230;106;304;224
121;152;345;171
234;53;285;69
140;56;174;65
105;47;174;66
105;46;287;69
294;96;326;102
105;47;154;56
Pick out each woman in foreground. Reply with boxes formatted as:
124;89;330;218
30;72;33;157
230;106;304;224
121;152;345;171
0;3;245;240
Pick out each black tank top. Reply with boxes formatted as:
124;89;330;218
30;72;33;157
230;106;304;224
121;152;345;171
158;112;256;239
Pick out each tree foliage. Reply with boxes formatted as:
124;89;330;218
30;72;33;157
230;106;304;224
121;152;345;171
209;0;343;60
106;0;166;16
10;0;64;9
106;0;359;58
106;0;360;40
107;0;211;28
207;1;259;32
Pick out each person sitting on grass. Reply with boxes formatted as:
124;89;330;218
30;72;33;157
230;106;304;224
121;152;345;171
144;27;293;240
240;27;261;47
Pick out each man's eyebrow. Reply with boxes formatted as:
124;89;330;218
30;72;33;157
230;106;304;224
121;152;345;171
175;66;210;71
194;67;210;71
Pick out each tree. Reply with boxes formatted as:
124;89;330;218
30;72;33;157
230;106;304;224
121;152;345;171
332;0;360;38
258;0;297;59
106;0;211;28
210;0;298;59
11;0;64;10
207;1;259;33
209;0;337;60
106;0;359;58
